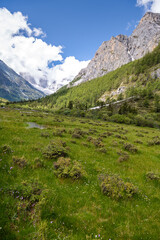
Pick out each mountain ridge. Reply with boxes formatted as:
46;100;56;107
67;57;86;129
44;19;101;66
0;59;45;101
71;12;160;87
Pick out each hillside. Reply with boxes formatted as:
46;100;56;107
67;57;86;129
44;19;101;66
21;43;160;109
0;60;45;101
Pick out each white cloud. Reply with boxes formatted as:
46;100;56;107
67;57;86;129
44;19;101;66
137;0;160;13
0;8;89;93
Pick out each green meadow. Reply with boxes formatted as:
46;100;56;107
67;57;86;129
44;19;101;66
0;108;160;240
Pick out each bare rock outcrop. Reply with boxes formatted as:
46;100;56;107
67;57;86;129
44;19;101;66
72;12;160;87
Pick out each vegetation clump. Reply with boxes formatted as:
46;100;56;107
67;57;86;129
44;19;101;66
41;132;50;138
72;133;81;139
54;157;86;179
97;147;107;153
123;143;138;153
148;136;160;146
99;174;138;199
13;156;28;168
43;140;68;159
146;172;160;181
34;158;45;169
0;144;12;154
53;129;65;137
92;138;104;148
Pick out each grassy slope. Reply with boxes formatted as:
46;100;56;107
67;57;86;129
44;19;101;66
0;97;8;103
32;43;160;109
0;108;160;239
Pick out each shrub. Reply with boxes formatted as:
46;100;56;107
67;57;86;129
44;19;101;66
123;143;138;153
134;140;143;144
72;133;81;139
81;142;90;147
148;137;160;146
53;129;63;137
117;151;129;162
54;157;86;179
99;174;138;199
0;145;13;154
92;138;104;148
110;114;132;124
97;147;107;153
146;172;160;181
43;141;68;159
13;156;27;168
118;155;129;163
41;132;50;138
87;136;93;142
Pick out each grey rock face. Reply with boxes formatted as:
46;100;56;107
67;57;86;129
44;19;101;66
73;12;160;86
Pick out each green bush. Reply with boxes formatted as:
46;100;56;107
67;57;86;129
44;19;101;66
43;141;68;159
0;145;13;154
148;136;160;146
146;172;160;181
41;132;50;138
99;174;138;199
54;157;86;179
13;156;28;168
110;114;132;124
123;143;138;153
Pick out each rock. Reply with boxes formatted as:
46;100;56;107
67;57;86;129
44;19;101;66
72;12;160;87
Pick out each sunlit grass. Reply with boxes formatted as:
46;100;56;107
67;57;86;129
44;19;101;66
0;108;160;239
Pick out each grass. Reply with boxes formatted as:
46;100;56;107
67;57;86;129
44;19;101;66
0;107;160;239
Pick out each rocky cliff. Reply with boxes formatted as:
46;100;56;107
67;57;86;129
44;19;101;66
72;12;160;86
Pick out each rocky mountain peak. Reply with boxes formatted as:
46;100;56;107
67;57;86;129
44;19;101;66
72;12;160;87
139;12;160;25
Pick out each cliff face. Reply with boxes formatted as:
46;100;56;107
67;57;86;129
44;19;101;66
72;12;160;86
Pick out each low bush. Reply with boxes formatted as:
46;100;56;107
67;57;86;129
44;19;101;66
72;133;81;139
13;156;28;168
41;132;50;138
148;137;160;146
117;151;129;162
92;138;104;148
99;174;138;199
54;157;86;179
0;145;13;154
146;172;160;181
43;141;68;159
134;140;143;144
97;147;107;153
123;143;138;153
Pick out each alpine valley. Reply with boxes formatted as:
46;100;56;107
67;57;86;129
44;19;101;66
0;11;160;240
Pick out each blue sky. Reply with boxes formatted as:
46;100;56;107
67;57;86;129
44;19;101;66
0;0;144;61
0;0;159;93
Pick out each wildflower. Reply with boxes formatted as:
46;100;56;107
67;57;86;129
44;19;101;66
10;167;13;170
50;221;53;224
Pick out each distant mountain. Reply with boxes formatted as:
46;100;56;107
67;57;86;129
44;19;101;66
0;60;45;101
72;12;160;86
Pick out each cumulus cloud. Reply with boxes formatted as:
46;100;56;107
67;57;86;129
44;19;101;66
137;0;160;13
0;8;89;93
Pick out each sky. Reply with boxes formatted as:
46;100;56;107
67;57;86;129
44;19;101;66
0;0;159;93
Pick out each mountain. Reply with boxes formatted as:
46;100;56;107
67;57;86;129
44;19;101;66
72;12;160;87
0;60;45;101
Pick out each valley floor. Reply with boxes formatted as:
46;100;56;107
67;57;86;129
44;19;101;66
0;108;160;240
